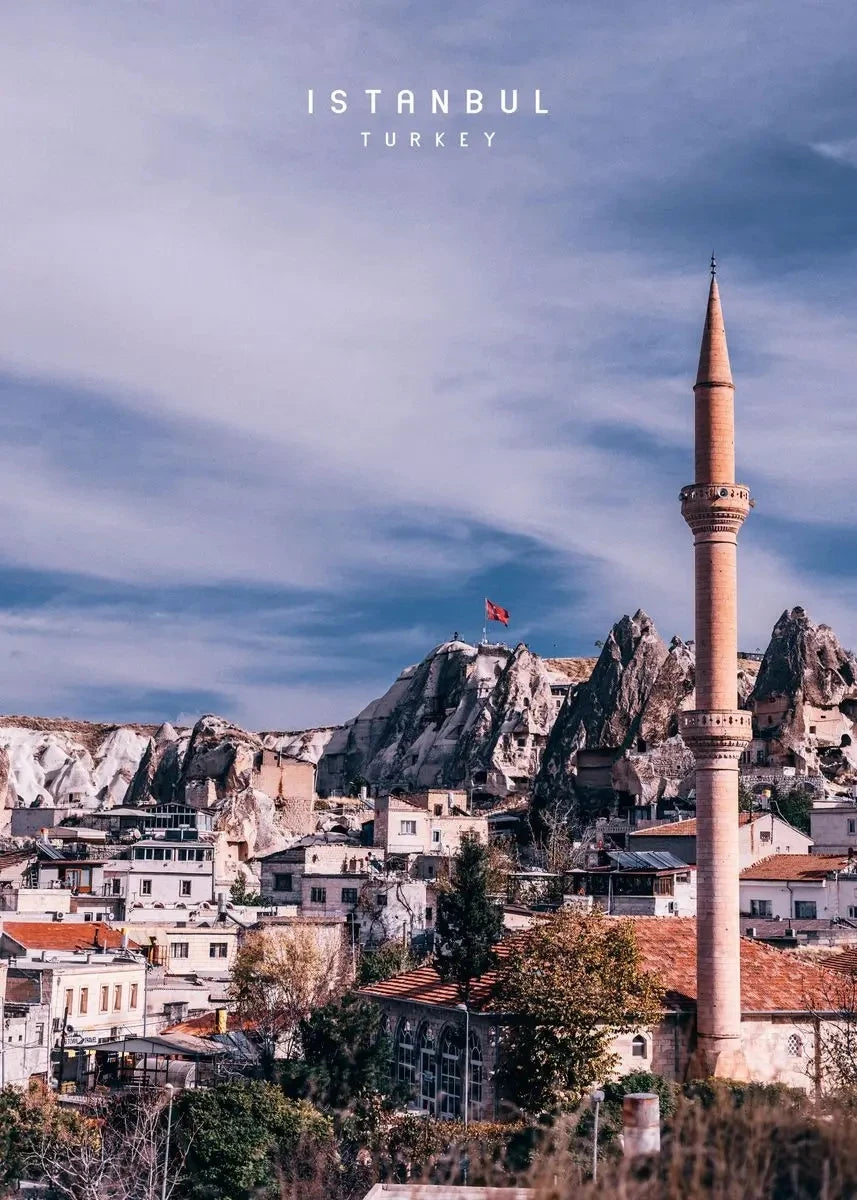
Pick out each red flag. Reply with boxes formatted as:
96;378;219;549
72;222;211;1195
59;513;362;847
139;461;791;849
485;598;510;626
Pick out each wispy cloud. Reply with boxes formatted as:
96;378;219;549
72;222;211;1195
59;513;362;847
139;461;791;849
0;0;855;727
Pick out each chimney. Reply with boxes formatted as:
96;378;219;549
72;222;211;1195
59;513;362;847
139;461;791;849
120;929;129;951
622;1093;661;1158
215;1008;227;1034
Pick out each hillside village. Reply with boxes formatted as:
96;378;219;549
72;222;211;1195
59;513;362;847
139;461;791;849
2;603;857;1115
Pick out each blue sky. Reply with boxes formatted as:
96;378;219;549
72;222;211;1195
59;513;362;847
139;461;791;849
1;0;857;728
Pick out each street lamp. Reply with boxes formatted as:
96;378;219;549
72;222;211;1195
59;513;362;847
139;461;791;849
590;1088;605;1182
455;1001;470;1128
161;1082;175;1200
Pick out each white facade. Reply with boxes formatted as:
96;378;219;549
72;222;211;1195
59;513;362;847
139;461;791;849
740;863;857;922
810;804;857;855
106;837;216;908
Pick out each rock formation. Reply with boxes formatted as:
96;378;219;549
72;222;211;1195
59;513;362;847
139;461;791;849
315;640;577;797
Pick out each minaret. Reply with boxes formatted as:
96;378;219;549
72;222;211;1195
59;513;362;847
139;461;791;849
679;258;753;1078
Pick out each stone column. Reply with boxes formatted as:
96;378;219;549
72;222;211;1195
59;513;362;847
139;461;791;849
622;1093;661;1157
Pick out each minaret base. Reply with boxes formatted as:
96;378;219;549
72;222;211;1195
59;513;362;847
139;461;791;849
687;1035;749;1082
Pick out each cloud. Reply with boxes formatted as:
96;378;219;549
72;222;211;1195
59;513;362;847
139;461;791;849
0;1;855;726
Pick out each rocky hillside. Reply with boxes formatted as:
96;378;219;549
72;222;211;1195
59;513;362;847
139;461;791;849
533;610;761;831
315;639;584;797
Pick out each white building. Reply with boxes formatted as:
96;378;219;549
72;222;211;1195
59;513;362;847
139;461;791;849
373;792;488;856
629;812;812;869
739;854;856;921
106;831;216;908
810;802;857;855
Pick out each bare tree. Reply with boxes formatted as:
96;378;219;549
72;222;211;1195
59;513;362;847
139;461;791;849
230;923;350;1074
27;1090;185;1200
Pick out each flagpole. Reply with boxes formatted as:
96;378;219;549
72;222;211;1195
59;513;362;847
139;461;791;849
482;597;487;646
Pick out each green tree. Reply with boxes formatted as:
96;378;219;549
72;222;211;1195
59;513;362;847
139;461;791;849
229;872;262;905
282;993;399;1110
433;834;503;1003
171;1081;333;1200
357;939;416;986
772;784;813;834
493;908;663;1114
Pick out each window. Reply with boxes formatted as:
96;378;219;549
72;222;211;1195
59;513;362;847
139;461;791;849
794;901;817;919
209;942;228;958
750;899;773;917
35;1023;44;1046
434;804;443;816
79;988;88;1015
425;906;433;923
787;1033;804;1057
418;1025;437;1113
809;725;817;734
171;942;190;959
516;737;526;749
654;876;674;896
849;820;857;835
439;1029;462;1119
341;888;358;904
849;906;857;920
112;878;122;895
64;989;73;1016
432;830;441;844
376;893;387;907
310;886;327;904
53;1017;62;1033
113;985;123;1011
676;873;690;885
397;1023;415;1089
99;986;109;1013
631;1034;648;1059
129;984;138;1009
180;880;192;897
767;715;773;725
756;750;765;764
400;820;417;836
84;912;93;922
760;830;771;843
274;873;293;891
140;880;152;896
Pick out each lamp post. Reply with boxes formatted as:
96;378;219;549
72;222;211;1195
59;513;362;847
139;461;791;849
161;1083;175;1200
455;1001;470;1127
590;1088;605;1182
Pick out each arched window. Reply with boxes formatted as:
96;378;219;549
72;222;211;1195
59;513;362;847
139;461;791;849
631;1034;648;1059
439;1028;462;1120
396;1021;415;1091
787;1033;803;1058
418;1024;437;1113
468;1032;484;1116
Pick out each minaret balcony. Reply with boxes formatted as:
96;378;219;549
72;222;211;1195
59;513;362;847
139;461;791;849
680;709;753;755
679;483;752;535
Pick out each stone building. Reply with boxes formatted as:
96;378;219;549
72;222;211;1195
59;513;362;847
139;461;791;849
361;919;835;1118
373;792;488;856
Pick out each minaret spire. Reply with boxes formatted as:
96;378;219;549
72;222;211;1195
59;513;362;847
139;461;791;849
695;273;733;390
679;261;753;1080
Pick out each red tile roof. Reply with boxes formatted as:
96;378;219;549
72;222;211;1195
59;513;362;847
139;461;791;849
739;854;848;882
632;814;754;838
360;918;835;1014
822;948;857;976
164;1011;249;1035
0;921;139;953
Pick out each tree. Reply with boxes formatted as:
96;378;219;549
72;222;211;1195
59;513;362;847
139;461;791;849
493;908;663;1113
171;1081;334;1200
22;1089;181;1200
772;784;813;835
433;834;503;1003
230;925;350;1076
282;992;399;1110
230;873;262;905
357;939;416;986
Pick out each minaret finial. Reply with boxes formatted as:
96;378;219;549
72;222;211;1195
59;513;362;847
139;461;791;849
710;251;717;278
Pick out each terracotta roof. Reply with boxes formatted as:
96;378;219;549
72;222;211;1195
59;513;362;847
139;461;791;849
0;921;139;953
632;814;754;838
822;948;857;976
164;1011;249;1035
360;918;835;1014
740;855;848;882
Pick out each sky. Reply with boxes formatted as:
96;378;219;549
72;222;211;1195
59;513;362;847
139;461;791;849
0;0;856;729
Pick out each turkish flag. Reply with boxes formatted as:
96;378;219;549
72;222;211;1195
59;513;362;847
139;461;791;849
485;599;510;626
